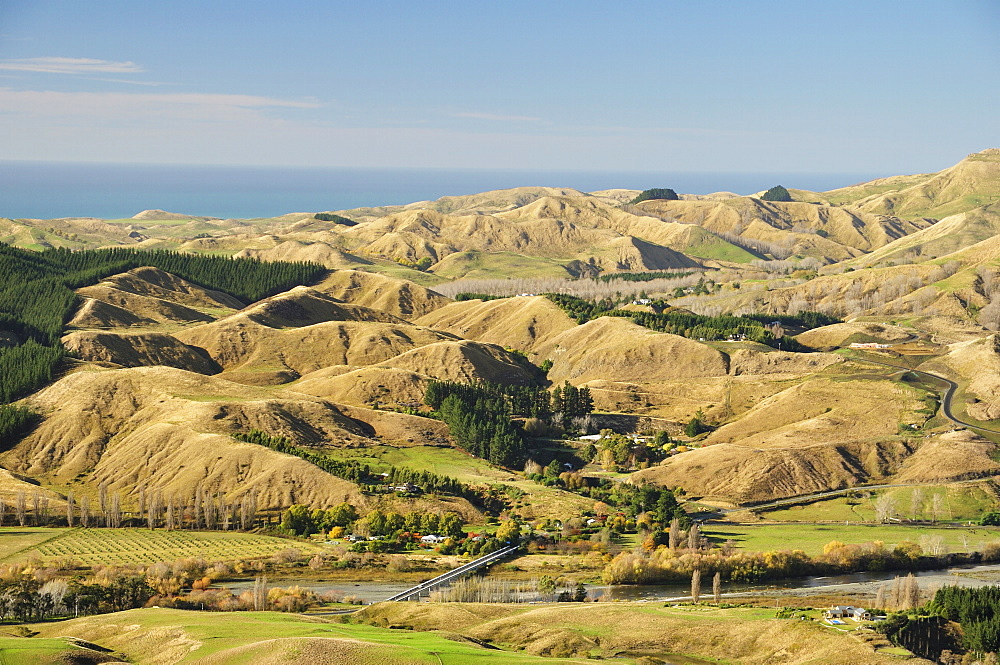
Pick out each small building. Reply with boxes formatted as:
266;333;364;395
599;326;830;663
825;605;871;621
849;342;890;349
420;534;446;544
393;482;421;493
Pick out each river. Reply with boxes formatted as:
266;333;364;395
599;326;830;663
219;560;1000;605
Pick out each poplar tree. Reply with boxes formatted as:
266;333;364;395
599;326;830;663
669;518;681;549
691;568;702;604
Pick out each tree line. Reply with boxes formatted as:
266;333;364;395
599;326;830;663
543;293;838;351
313;212;357;226
0;243;325;405
603;537;960;586
434;388;525;468
596;270;694;284
424;380;595;468
233;429;473;499
0;403;40;444
628;188;679;204
0;576;155;622
453;293;506;302
928;586;1000;655
0;484;262;531
425;380;593;419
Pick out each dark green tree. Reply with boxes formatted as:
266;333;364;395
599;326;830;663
685;410;712;437
629;188;679;204
281;504;316;536
761;185;792;202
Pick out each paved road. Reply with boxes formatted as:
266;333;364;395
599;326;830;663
720;476;990;514
847;353;1000;435
715;351;1000;514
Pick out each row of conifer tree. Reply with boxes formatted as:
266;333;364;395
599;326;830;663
0;243;325;437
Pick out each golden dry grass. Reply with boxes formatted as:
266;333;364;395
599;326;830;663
853;148;1000;219
311;269;452;320
630;374;996;504
2;367;373;510
62;331;221;373
415;296;576;353
355;601;932;664
537;317;728;384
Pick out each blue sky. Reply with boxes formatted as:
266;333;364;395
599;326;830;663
1;0;998;174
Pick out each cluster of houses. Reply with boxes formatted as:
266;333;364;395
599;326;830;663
345;533;448;544
848;342;890;349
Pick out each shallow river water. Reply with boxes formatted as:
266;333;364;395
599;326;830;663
221;560;1000;604
217;565;1000;665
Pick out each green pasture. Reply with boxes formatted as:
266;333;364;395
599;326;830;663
30;608;600;664
0;637;89;665
432;250;571;280
327;444;592;519
759;484;997;524
360;260;449;286
683;232;757;263
704;522;1000;556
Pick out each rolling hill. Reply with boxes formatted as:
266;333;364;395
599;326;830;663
5;149;1000;523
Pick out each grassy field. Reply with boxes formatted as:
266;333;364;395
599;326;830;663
360;259;450;286
704;522;1000;556
759;483;998;523
0;527;324;565
432;250;571;280
29;608;602;664
0;637;89;665
328;444;593;520
683;231;757;263
20;602;915;664
0;528;62;561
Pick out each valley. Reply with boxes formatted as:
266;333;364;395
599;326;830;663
3;149;1000;663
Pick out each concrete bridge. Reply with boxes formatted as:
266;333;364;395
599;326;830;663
384;544;520;602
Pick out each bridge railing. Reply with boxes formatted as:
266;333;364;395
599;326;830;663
384;544;520;602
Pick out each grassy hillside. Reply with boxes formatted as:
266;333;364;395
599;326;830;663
5;151;1000;573
22;604;930;664
431;250;572;279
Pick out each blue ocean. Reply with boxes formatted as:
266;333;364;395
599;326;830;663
0;161;884;220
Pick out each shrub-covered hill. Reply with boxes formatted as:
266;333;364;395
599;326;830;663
0;244;324;406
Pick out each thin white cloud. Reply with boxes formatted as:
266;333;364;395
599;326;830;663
0;57;143;74
0;88;322;115
83;77;167;87
453;111;543;122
